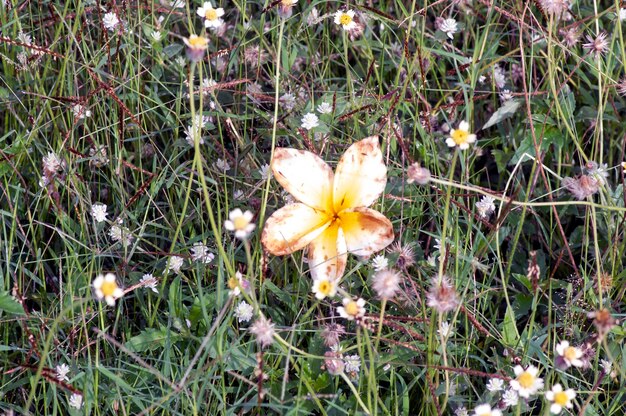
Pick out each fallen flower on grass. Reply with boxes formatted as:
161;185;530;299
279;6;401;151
261;137;394;281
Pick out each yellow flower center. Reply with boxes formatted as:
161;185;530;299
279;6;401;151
228;277;239;290
318;280;332;295
517;372;535;389
188;35;209;49
205;9;218;20
101;280;118;297
233;216;249;230
339;13;353;26
563;346;578;361
450;128;470;145
554;391;569;406
344;301;359;316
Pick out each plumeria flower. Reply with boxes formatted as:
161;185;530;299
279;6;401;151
545;384;576;414
261;137;394;282
93;273;124;306
509;365;544;398
312;277;338;300
196;2;225;29
225;209;256;239
472;404;502;416
337;297;366;320
335;9;357;31
555;340;584;368
183;34;209;62
446;120;476;150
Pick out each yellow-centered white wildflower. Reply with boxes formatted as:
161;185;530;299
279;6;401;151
262;137;394;281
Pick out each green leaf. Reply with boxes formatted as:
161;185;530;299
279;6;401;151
482;99;521;130
0;291;25;316
501;305;520;347
125;327;180;352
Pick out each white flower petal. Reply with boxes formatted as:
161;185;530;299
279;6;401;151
261;203;330;255
271;148;334;211
333;137;386;211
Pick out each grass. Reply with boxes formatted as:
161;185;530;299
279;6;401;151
1;0;625;414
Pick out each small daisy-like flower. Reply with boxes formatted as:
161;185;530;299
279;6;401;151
502;389;519;407
190;242;215;264
475;195;496;218
214;158;231;171
91;203;108;223
183;34;209;62
509;365;544;398
109;219;133;247
437;321;453;338
185;125;204;146
42;152;63;176
337;297;366;321
312;277;338;300
277;0;298;19
438;18;458;39
140;273;159;293
582;32;609;59
621;8;626;21
68;393;83;409
321;323;345;347
455;407;469;416
150;31;162;42
486;378;504;392
103;12;120;31
56;363;70;382
167;256;184;274
406;162;431;185
72;104;91;119
371;269;402;299
250;316;275;348
334;10;357;31
280;93;297;111
225;209;256;239
344;354;361;374
493;65;506;89
584;161;609;185
234;189;244;200
324;350;345;375
427;275;459;313
317;102;333;114
555;341;584;368
472;404;502;416
301;112;319;130
93;273;124;306
196;2;225;29
234;300;254;323
227;271;247;296
259;164;271;180
545;384;576;414
371;254;389;271
446;120;477;150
